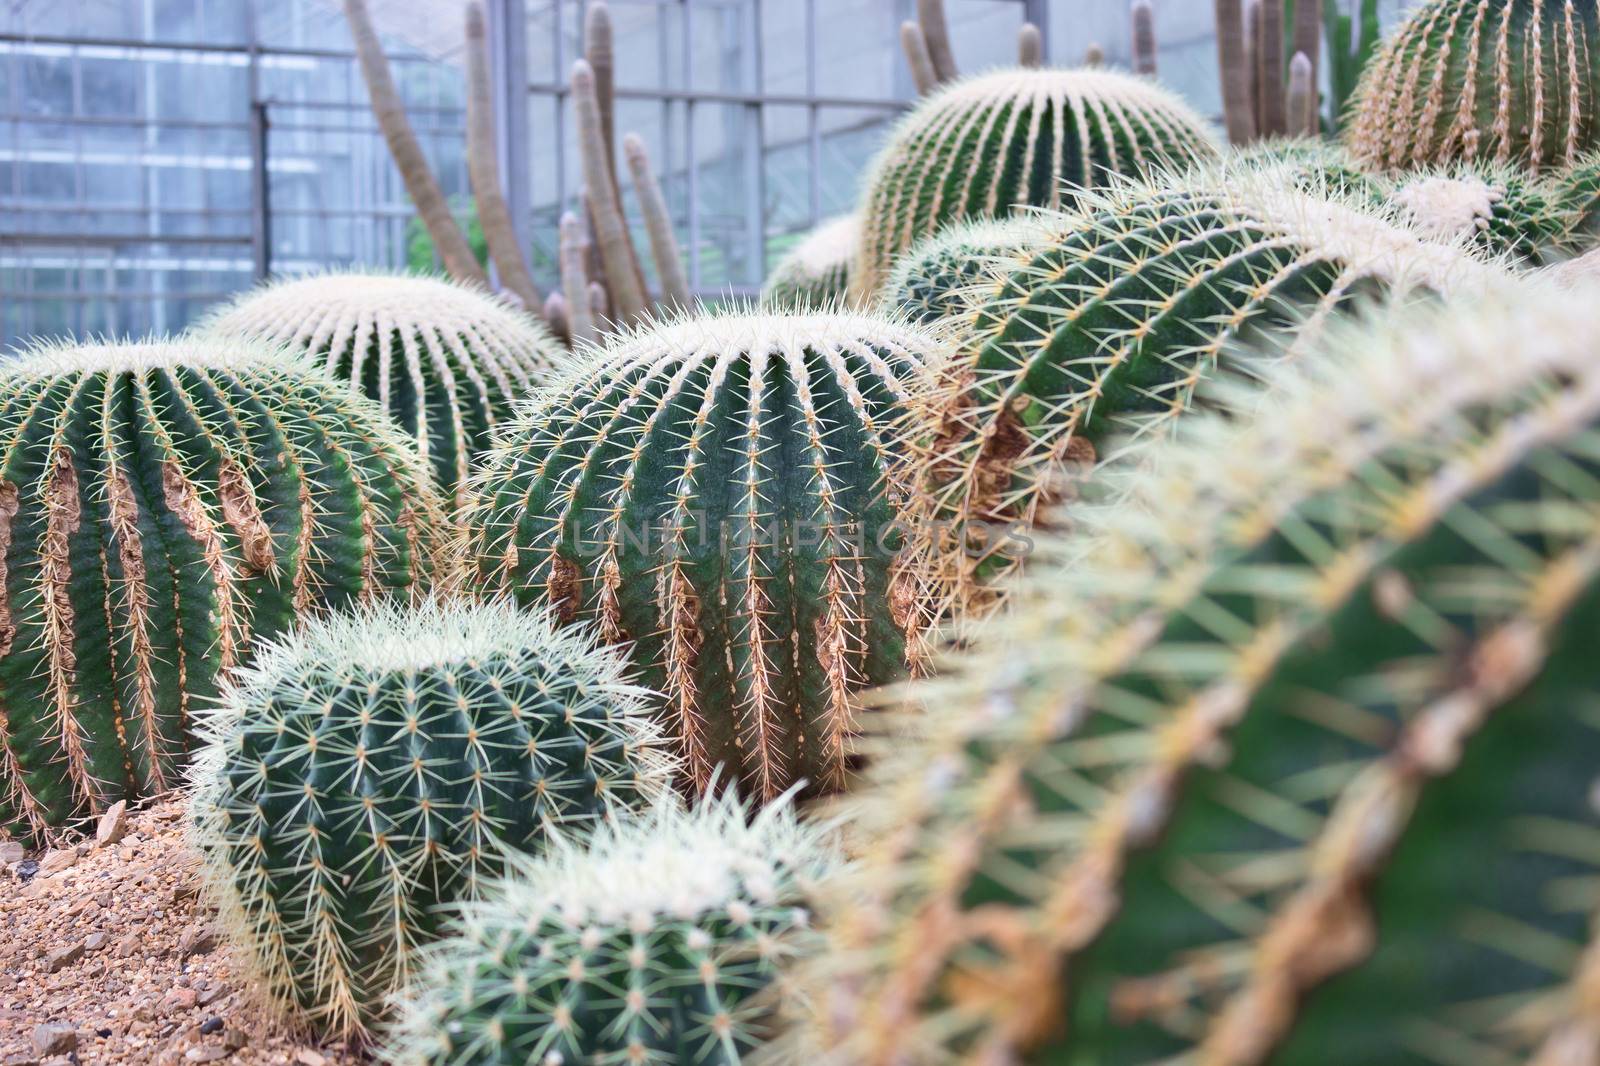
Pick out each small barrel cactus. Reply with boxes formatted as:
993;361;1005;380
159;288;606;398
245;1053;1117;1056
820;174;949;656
204;271;565;503
798;283;1600;1065
880;215;1049;328
0;337;440;839
910;163;1500;627
385;790;838;1066
462;309;938;803
1544;147;1600;253
188;597;671;1038
851;67;1218;300
761;215;858;310
1347;0;1600;173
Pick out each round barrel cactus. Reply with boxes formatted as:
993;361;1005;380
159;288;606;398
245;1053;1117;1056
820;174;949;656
761;214;858;310
910;163;1501;628
0;337;441;839
798;283;1600;1066
188;597;670;1038
385;790;838;1066
1347;0;1600;173
880;215;1049;328
205;271;564;502
851;67;1218;300
1229;138;1387;203
462;309;938;803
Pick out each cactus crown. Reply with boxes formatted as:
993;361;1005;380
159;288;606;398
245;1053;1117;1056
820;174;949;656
0;335;440;838
188;596;671;1038
205;270;565;501
908;161;1501;627
1347;0;1600;173
385;790;839;1066
799;282;1600;1065
851;66;1219;300
1389;160;1577;264
462;306;940;803
879;214;1050;328
761;214;859;310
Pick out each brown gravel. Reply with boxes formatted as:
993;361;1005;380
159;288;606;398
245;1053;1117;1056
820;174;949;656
1;799;367;1065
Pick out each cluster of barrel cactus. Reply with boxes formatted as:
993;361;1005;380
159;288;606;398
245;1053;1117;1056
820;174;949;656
8;3;1600;1065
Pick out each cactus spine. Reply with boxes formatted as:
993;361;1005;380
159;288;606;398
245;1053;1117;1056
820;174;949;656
462;309;938;802
799;283;1600;1065
0;338;441;838
761;215;859;310
851;68;1218;301
205;271;563;505
910;164;1500;628
384;791;837;1066
1348;0;1600;174
188;597;670;1039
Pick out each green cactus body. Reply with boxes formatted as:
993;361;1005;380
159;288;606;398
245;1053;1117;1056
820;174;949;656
462;309;937;803
911;164;1500;628
879;215;1049;328
1545;147;1600;254
798;283;1600;1066
188;597;670;1039
385;791;837;1066
205;271;564;503
1347;0;1600;173
761;215;859;310
850;67;1219;301
0;338;440;839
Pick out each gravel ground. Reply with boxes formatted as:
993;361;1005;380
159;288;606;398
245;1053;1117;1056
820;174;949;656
0;799;366;1066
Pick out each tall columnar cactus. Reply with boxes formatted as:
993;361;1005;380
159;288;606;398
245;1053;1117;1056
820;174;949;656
1347;0;1600;173
205;272;563;504
910;164;1500;627
385;790;838;1066
760;215;859;310
850;68;1218;300
0;338;441;838
879;215;1048;328
1323;0;1382;133
188;597;670;1039
798;284;1600;1065
462;310;938;803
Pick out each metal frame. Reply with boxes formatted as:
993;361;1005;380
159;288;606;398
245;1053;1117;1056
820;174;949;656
0;0;1056;344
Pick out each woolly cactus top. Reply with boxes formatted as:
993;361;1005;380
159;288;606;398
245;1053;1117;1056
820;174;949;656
776;214;858;277
879;214;1050;326
205;270;566;501
206;271;560;365
851;66;1218;299
5;336;313;377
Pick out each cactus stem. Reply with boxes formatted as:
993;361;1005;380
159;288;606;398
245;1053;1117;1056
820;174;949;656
463;0;542;314
918;0;958;83
1132;0;1159;76
572;60;648;325
624;134;691;310
1018;22;1043;68
900;21;938;96
558;212;596;346
1217;0;1259;144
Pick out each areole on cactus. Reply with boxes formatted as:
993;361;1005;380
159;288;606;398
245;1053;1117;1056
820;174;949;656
908;161;1504;630
795;280;1600;1065
0;337;441;839
850;66;1219;301
384;788;838;1066
460;307;941;803
204;270;565;504
187;596;671;1039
